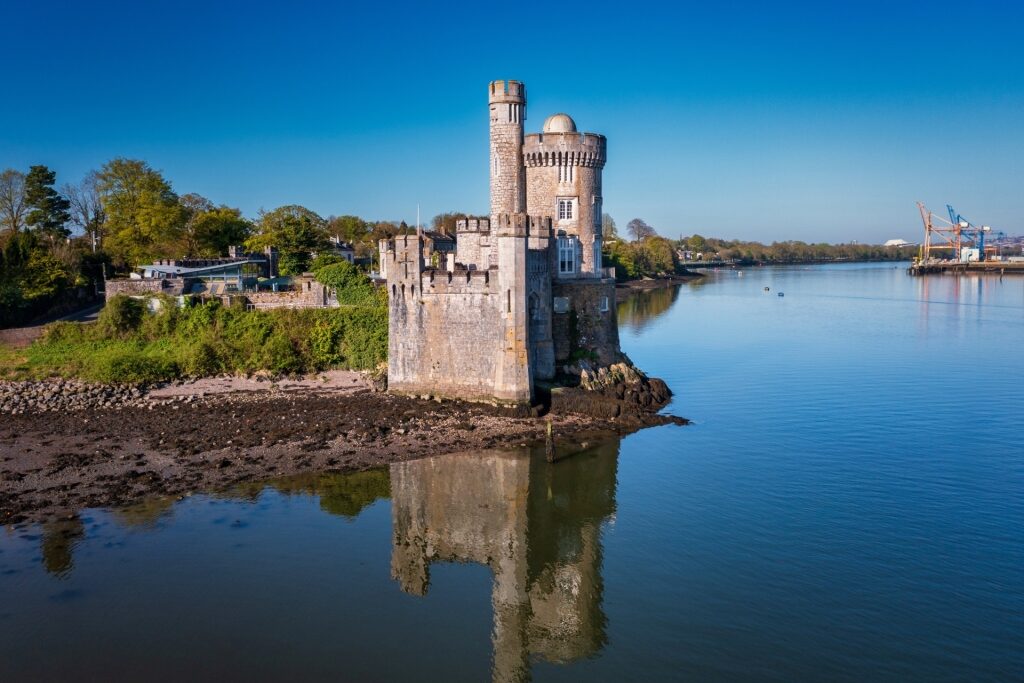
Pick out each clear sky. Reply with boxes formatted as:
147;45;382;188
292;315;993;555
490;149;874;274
3;0;1021;243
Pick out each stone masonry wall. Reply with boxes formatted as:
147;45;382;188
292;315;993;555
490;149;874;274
388;270;509;402
384;229;532;405
551;279;620;367
105;278;189;299
242;280;328;310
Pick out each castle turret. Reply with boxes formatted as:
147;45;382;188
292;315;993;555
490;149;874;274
494;214;532;404
489;80;526;221
524;115;607;277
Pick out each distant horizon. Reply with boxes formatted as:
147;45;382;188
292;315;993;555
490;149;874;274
3;1;1021;244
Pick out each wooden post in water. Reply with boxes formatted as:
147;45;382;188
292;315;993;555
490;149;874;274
545;419;555;462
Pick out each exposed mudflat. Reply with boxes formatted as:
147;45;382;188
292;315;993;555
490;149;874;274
0;375;685;524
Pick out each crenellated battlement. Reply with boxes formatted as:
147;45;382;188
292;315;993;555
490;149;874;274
388;268;498;301
378;234;425;281
488;79;526;104
456;218;491;233
487;213;554;238
523;133;607;168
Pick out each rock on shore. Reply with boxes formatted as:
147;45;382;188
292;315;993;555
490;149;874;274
0;379;146;414
548;360;676;420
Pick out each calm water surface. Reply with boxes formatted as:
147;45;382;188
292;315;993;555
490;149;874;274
2;263;1023;682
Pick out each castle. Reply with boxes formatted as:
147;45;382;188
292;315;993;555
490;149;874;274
380;80;620;405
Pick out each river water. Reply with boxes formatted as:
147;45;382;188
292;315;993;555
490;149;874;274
2;263;1022;682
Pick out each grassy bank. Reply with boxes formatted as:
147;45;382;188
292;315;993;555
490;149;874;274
0;295;387;383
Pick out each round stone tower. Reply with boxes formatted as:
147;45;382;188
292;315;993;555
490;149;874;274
524;114;607;277
489;80;526;220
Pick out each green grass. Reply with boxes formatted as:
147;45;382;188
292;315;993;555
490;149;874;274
4;295;388;383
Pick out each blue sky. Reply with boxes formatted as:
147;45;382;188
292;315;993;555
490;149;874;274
2;0;1021;243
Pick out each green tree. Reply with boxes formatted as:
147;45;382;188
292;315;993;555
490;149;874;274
193;206;253;256
327;214;370;244
246;205;328;276
179;193;215;255
96;158;185;266
0;169;28;234
641;236;678;273
24;165;71;240
179;194;253;257
686;234;708;253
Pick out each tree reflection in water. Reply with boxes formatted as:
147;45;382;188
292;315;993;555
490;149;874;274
390;441;620;682
617;284;684;333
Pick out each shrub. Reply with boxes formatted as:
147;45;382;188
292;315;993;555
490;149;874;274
310;253;346;271
87;345;178;384
315;261;385;307
180;341;221;377
96;295;145;337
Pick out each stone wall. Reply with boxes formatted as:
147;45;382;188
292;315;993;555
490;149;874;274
105;278;189;298
383;230;532;405
551;279;620;366
241;279;328;310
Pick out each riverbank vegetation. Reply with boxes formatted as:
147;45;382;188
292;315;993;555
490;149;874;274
600;216;918;281
1;296;387;383
0;158;425;327
1;250;389;383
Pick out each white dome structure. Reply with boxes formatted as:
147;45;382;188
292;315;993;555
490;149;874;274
542;113;577;133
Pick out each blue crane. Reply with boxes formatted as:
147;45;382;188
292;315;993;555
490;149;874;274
944;205;1005;262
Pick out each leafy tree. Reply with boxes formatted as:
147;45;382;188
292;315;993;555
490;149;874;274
309;253;347;271
96;158;185;266
627;217;656;241
641;236;678;273
686;234;708;253
62;171;105;253
0;169;28;234
24;165;71;240
179;193;215;255
0;230;78;326
246;205;328;276
327;215;370;243
178;193;252;256
192;206;252;256
602;213;617;241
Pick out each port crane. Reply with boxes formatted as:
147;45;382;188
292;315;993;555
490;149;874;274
916;202;1004;262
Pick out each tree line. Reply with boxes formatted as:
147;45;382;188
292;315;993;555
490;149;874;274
0;158;445;326
600;215;917;280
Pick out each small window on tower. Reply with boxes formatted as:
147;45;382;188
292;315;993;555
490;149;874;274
558;199;574;220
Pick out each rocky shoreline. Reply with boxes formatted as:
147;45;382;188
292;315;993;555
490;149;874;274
0;371;686;525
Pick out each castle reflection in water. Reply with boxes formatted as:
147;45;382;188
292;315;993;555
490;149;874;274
30;441;620;682
390;442;619;681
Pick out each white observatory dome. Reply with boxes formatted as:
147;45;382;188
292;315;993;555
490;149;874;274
542;113;577;133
